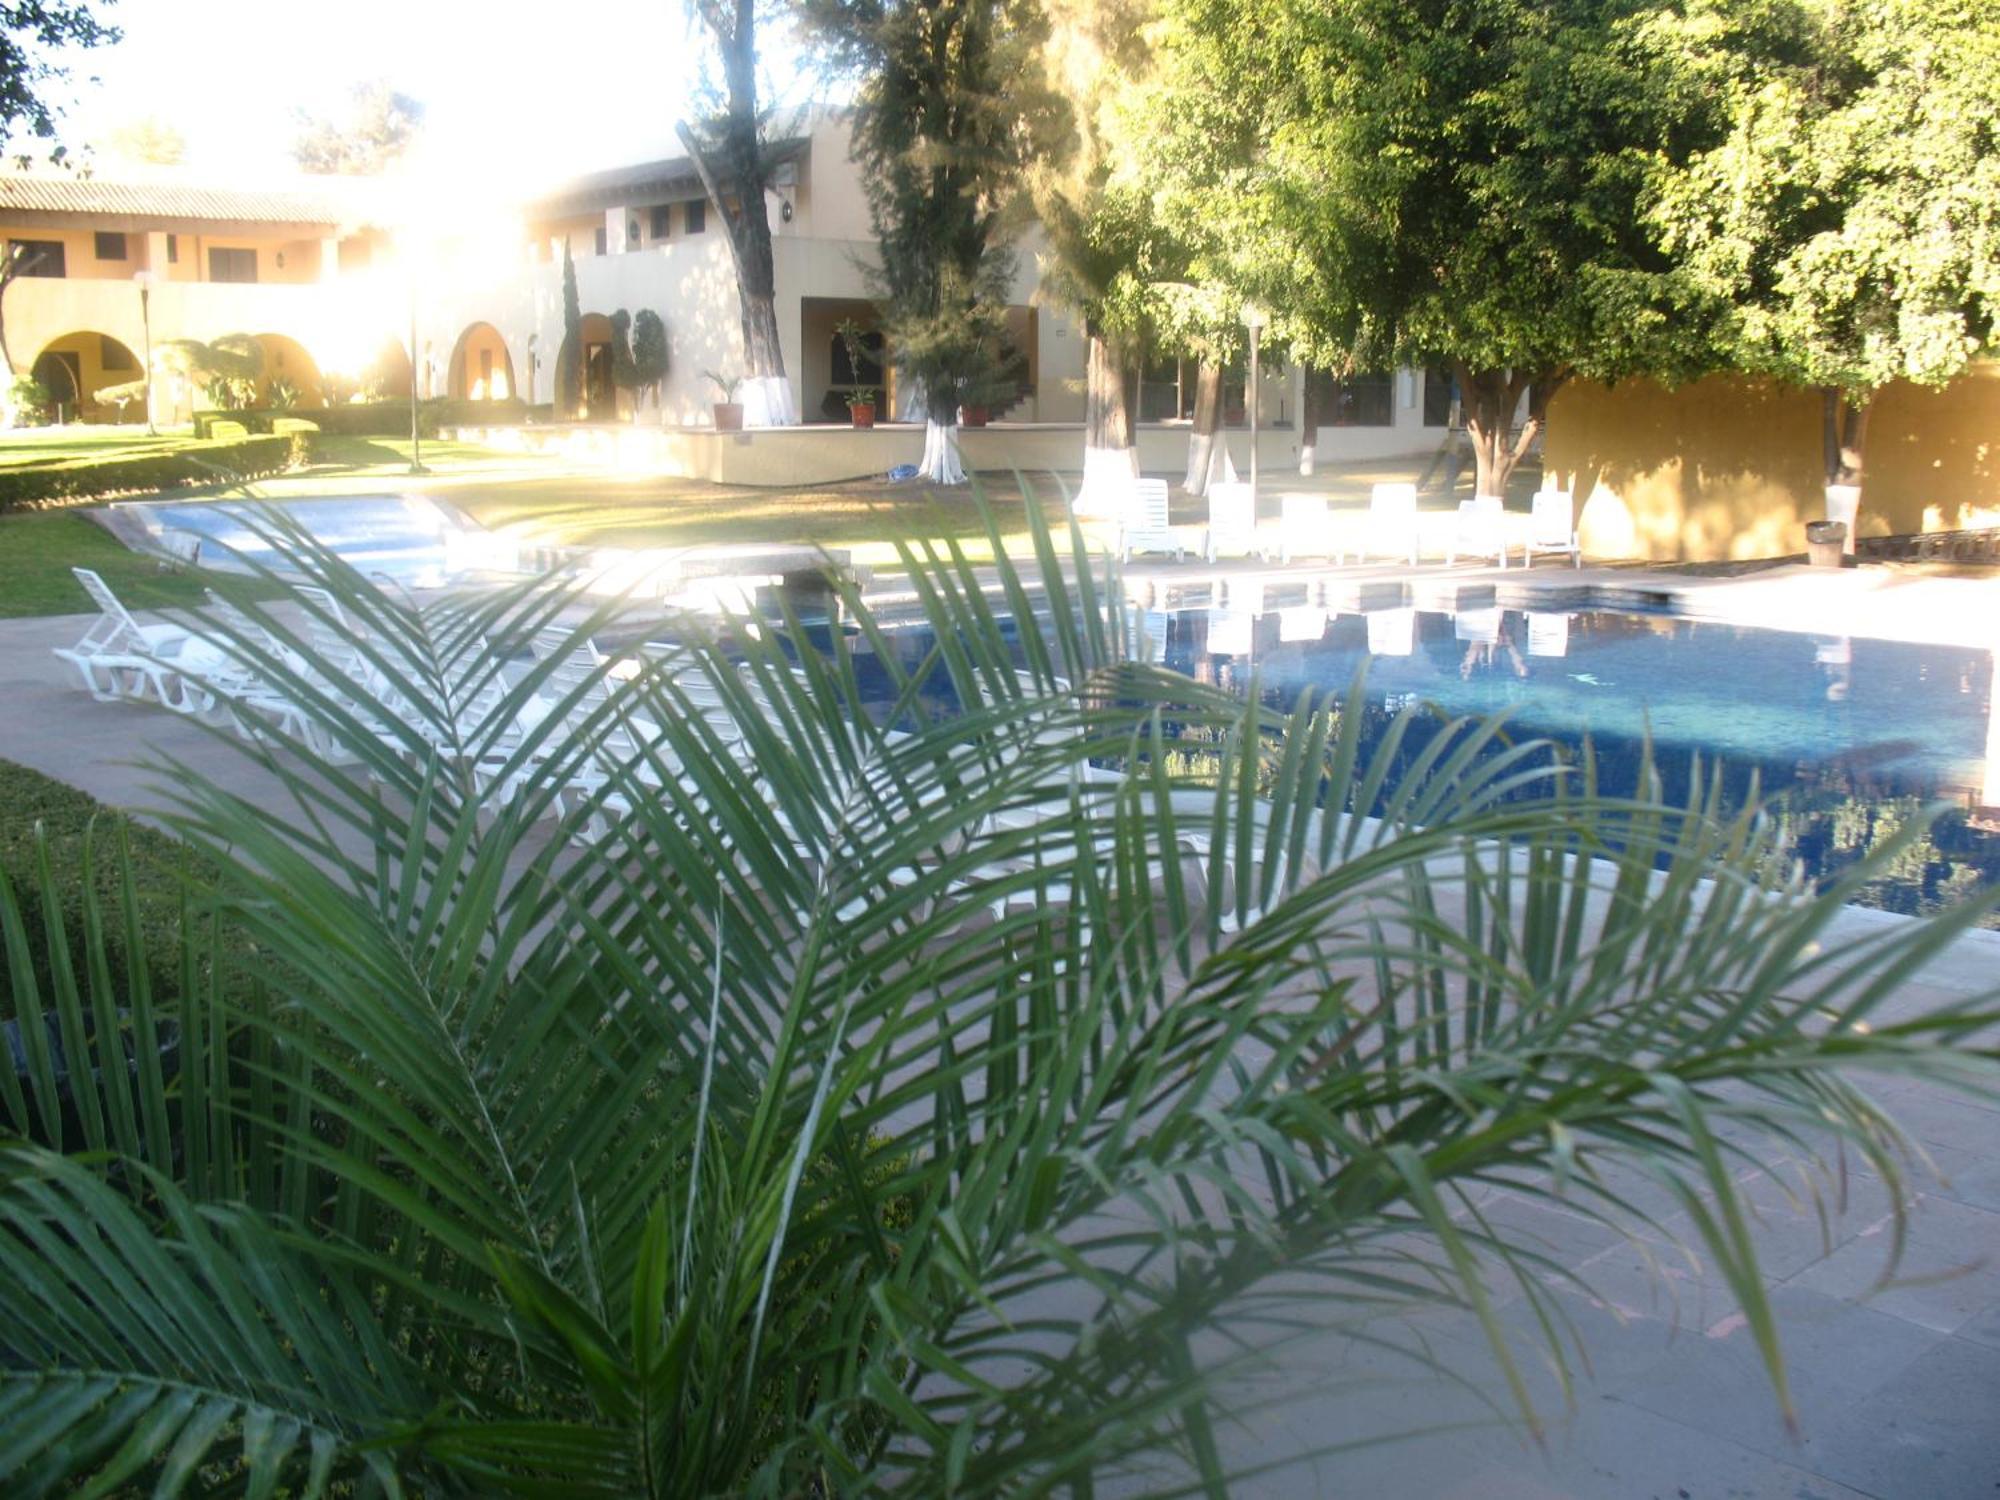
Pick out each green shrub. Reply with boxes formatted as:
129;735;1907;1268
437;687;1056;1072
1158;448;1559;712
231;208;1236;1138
5;374;51;427
0;433;313;514
0;761;221;1019
271;417;320;437
206;419;250;440
194;401;443;439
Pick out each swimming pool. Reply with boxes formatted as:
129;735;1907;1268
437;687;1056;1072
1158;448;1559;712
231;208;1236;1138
1151;604;2000;921
814;599;1997;921
117;494;521;587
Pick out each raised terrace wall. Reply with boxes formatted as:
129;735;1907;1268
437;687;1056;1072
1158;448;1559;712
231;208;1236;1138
1544;365;2000;563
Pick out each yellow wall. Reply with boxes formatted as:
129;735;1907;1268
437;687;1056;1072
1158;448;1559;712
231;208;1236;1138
32;329;145;419
1544;366;2000;562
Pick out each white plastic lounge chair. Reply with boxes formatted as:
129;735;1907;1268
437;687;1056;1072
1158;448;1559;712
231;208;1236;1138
1278;494;1339;563
1366;607;1416;657
1526;613;1570;657
52;568;210;710
1523;489;1581;567
1356;483;1420;566
1447;496;1510;568
1203;481;1264;562
1118;478;1182;562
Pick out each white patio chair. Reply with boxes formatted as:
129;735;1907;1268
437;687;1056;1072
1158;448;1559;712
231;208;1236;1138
1356;483;1420;566
1203;481;1265;562
1446;496;1510;568
1206;609;1255;657
1526;613;1570;657
1118;478;1183;562
1278;494;1340;563
1366;607;1416;657
1278;606;1328;643
51;568;210;711
1523;489;1581;568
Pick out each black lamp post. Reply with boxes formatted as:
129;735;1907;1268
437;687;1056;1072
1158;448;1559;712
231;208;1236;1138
132;269;156;435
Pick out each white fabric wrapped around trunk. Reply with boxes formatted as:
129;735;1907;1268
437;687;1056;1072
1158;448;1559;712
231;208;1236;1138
918;419;965;484
1074;443;1139;517
895;376;927;423
741;374;798;428
1299;441;1317;477
1184;431;1238;495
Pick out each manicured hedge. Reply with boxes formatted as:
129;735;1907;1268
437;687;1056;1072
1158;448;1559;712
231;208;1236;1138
0;760;224;1018
0;432;314;514
195;401;443;439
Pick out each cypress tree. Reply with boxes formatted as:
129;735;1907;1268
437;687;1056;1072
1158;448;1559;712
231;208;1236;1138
559;242;583;418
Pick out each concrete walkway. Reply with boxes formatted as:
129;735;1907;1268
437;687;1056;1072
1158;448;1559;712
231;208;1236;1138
6;603;1999;1499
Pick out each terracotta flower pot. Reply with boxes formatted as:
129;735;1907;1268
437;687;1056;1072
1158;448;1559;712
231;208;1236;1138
849;403;876;430
713;402;744;432
961;405;990;428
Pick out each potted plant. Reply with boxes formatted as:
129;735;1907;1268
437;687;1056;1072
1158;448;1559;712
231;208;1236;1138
834;318;880;429
959;402;989;429
705;370;744;432
846;387;879;429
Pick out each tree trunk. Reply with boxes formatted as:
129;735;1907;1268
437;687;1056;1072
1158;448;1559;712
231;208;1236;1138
1820;386;1870;554
675;6;796;427
1183;361;1236;497
1456;362;1565;501
918;418;965;484
1077;326;1139;514
1299;367;1333;476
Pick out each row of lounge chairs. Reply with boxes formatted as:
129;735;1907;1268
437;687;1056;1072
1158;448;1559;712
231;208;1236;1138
1117;480;1583;569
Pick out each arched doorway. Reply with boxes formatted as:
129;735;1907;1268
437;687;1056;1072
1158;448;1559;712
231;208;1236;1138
555;312;618;420
31;331;145;423
253;333;324;408
447;323;517;402
348;337;411;403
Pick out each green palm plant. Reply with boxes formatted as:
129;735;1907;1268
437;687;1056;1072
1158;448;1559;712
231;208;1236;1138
0;501;1996;1496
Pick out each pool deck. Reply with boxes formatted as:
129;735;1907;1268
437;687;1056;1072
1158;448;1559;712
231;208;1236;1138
4;562;1999;1498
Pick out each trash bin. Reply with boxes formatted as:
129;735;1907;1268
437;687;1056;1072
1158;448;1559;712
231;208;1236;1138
1806;520;1847;568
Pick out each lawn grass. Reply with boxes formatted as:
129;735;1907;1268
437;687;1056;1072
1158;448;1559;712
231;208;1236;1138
0;427;196;467
0;511;242;618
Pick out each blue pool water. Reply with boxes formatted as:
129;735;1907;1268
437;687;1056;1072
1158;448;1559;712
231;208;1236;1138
121;495;512;587
824;601;1999;920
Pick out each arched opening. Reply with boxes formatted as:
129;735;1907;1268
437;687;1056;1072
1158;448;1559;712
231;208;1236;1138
253;333;324;409
343;337;411;404
31;331;145;423
555;312;619;421
447;322;517;403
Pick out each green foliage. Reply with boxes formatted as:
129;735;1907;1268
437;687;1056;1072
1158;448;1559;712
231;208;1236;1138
193;401;442;438
0;760;221;1018
0;432;311;512
607;308;640;392
703;367;742;401
0;1;118;163
1652;0;2000;400
89;377;147;414
158;335;264;415
289;77;423;175
802;0;1047;420
630;307;669;392
271;415;320;437
5;372;51;425
0;511;1994;1493
265;376;302;411
559;242;583;417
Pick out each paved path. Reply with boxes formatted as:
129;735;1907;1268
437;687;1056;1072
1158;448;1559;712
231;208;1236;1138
6;606;1998;1499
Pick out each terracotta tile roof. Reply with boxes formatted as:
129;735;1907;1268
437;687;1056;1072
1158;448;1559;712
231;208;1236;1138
0;174;379;228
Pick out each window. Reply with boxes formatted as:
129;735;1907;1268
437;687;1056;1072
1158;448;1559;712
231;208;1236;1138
93;231;127;260
593;225;608;256
1326;372;1393;427
684;199;706;234
9;239;65;277
207;246;257;283
166;233;178;264
1423;367;1456;427
650;204;671;239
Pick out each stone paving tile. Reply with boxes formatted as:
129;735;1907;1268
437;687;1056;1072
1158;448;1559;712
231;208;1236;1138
1602;1284;1943;1462
1785;1195;2000;1337
1790;1336;2000;1500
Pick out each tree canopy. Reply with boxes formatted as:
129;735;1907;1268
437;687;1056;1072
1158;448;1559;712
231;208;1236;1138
0;0;116;165
291;79;424;175
1653;0;2000;484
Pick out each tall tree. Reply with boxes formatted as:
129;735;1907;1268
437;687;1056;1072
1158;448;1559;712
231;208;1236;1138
101;114;184;166
0;238;48;373
631;307;670;413
291;80;423;176
0;0;117;167
1132;0;1738;502
676;0;797;426
1654;0;2000;521
558;242;583;418
802;0;1046;482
